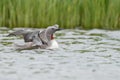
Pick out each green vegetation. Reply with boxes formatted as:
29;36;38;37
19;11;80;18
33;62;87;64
0;0;120;29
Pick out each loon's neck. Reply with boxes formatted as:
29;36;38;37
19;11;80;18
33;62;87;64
50;34;54;40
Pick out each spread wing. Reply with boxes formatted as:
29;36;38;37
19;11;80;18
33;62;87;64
8;30;43;45
8;29;47;49
32;31;43;46
7;30;29;36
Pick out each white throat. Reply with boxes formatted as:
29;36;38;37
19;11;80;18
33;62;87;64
47;39;59;49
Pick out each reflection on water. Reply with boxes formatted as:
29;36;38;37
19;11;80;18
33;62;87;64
0;28;120;80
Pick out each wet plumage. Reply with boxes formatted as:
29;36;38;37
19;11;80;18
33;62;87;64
7;24;62;49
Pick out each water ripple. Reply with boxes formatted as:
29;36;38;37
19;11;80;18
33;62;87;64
0;28;120;80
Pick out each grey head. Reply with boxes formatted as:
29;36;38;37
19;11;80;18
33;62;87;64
39;24;62;44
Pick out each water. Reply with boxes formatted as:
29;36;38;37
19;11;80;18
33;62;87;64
0;27;120;80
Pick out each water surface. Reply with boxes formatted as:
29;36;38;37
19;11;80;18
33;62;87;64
0;27;120;80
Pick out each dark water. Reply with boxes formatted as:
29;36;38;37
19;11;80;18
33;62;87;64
0;27;120;80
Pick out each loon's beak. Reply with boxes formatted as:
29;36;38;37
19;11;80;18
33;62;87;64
56;28;63;31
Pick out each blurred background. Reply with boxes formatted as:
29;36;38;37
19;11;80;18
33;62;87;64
1;1;120;80
0;0;120;29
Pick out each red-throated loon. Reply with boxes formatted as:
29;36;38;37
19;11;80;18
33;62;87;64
7;24;62;49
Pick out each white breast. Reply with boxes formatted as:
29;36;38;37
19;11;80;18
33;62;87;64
47;39;59;49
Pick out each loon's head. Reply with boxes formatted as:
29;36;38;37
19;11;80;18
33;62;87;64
45;24;62;40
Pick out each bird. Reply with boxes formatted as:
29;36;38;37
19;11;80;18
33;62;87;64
7;24;62;49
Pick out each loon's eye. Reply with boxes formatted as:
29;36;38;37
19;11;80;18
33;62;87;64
52;28;54;30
